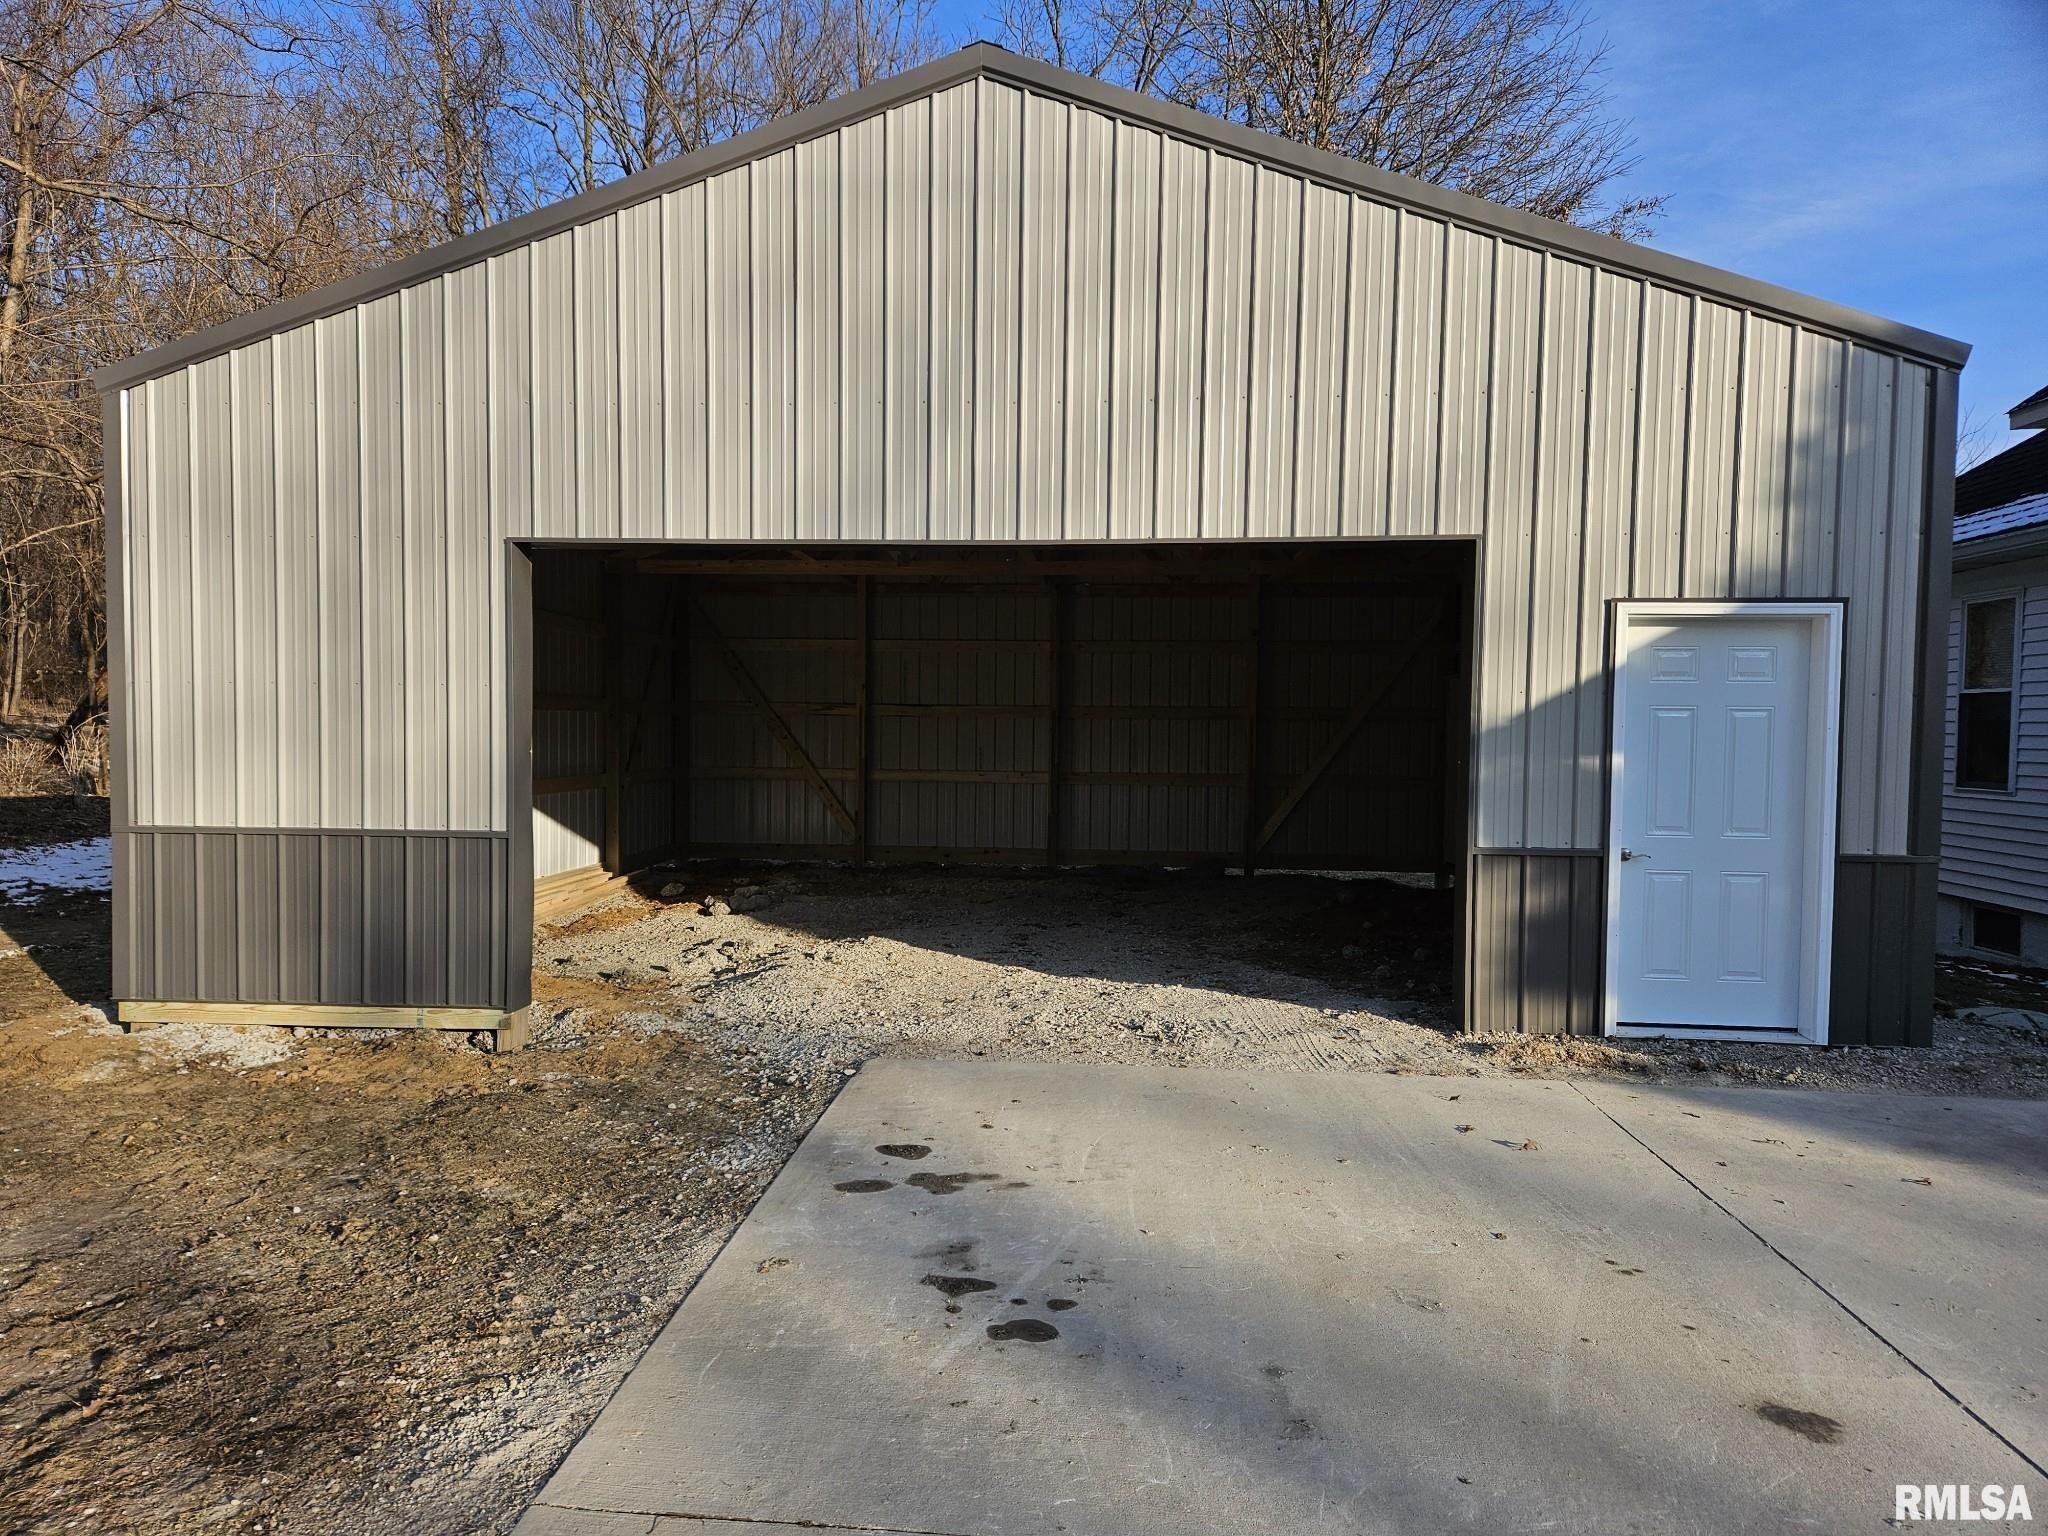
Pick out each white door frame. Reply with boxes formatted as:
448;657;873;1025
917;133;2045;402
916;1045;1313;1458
1602;601;1845;1045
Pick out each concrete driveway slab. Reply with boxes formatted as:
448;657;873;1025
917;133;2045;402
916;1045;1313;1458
519;1063;2040;1536
1579;1082;2048;1470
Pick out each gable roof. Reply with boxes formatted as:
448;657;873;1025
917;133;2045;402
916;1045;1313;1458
1957;429;2048;517
95;43;1971;393
2010;383;2048;431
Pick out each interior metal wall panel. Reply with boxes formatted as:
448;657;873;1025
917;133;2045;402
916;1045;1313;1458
105;51;1958;1024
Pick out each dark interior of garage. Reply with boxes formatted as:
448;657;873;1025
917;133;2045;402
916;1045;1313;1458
526;540;1475;1011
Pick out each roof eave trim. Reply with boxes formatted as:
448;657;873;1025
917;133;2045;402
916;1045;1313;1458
94;43;1972;393
1955;527;2048;568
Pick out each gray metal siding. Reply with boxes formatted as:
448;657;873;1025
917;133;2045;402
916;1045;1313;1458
115;830;512;1009
1940;560;2048;915
113;72;1940;856
106;61;1955;1021
1831;858;1937;1047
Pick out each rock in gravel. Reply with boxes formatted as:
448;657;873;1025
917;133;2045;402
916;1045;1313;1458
729;885;772;914
659;882;689;899
702;898;732;917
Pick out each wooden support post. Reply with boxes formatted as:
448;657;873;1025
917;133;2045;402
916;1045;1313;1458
672;576;691;863
602;571;625;874
1239;577;1265;877
1251;611;1447;857
493;1007;532;1053
1044;578;1066;869
856;575;872;864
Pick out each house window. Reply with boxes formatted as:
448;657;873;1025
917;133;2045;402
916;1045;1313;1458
1957;597;2017;790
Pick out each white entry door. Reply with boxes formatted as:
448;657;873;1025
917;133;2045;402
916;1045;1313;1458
1607;605;1841;1041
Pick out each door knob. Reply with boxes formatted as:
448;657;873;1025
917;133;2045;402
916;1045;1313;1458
1619;848;1647;861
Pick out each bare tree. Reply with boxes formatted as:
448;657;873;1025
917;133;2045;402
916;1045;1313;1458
1;0;396;723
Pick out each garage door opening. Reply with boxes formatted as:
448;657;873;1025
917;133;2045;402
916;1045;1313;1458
526;541;1474;1024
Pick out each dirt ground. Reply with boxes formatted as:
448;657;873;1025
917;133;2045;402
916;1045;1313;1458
3;808;2046;1536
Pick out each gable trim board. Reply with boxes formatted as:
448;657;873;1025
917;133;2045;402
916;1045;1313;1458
100;48;1962;1044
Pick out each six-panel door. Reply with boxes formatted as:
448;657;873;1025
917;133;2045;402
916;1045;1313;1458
1613;617;1815;1033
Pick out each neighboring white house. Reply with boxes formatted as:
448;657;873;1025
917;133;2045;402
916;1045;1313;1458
1941;385;2048;964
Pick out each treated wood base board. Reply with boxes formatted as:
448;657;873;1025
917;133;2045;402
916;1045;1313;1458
533;865;630;924
116;1001;532;1052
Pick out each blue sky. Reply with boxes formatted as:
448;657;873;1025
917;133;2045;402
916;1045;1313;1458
937;0;2047;465
1593;0;2047;464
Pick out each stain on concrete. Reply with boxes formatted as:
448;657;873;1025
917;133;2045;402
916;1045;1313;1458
1392;1290;1443;1313
1262;1364;1289;1379
921;1273;997;1299
1045;1298;1078;1312
987;1319;1059;1343
833;1178;894;1194
876;1143;932;1161
906;1171;1001;1196
1755;1402;1844;1444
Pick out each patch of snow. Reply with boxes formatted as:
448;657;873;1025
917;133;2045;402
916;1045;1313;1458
0;836;111;899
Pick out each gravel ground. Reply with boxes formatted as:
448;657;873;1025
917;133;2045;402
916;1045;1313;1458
535;861;2048;1098
3;845;2044;1536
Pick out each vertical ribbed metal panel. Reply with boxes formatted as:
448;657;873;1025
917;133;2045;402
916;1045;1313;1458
1294;185;1348;538
189;357;235;825
663;184;710;538
752;150;797;540
1631;286;1691;596
1785;329;1845;596
795;136;841;540
1202;153;1253;538
1340;197;1397;536
1683;300;1742;596
617;199;663;539
446;261;493;828
1066;106;1113;541
1017;94;1068;541
974;83;1022;541
708;169;752;539
1387;213;1444;535
109;67;1954;1017
315;311;364;827
1521;257;1590;849
1572;269;1640;846
886;95;931;539
1109;121;1161;541
839;123;885;540
930;88;975;539
487;245;533;539
402;281;451;829
1838;346;1900;856
1735;315;1794;596
1436;227;1494;537
575;215;621;538
230;340;278;825
1473;242;1541;849
1246;168;1300;539
532;231;575;534
1876;364;1930;856
1154;138;1206;540
360;294;405;828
